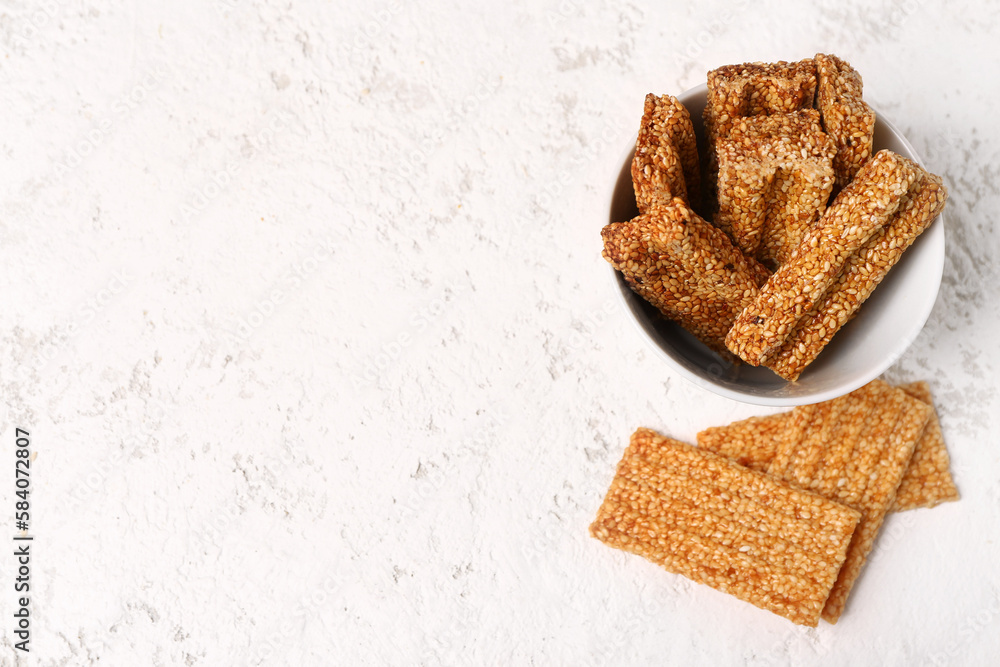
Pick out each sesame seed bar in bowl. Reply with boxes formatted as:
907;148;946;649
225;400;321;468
726;149;920;367
714;109;836;269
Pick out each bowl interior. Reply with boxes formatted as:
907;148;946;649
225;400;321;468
608;84;945;406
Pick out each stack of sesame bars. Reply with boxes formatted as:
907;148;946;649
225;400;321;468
593;56;958;627
590;379;959;626
601;54;947;380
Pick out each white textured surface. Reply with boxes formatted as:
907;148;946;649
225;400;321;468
1;1;999;665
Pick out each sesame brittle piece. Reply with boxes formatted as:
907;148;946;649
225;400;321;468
763;380;932;623
892;381;960;511
696;412;792;471
696;381;960;514
602;199;769;358
715;110;835;268
590;428;861;627
726;150;919;366
632;94;701;212
766;165;947;380
815;53;876;187
704;59;818;144
703;59;817;204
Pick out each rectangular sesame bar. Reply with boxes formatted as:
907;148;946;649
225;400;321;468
893;381;960;511
726;150;919;366
696;381;960;512
632;94;701;212
715;110;835;269
704;59;817;146
764;380;931;623
602;199;770;358
766;168;947;380
695;413;792;471
703;59;817;208
815;53;876;187
589;428;861;627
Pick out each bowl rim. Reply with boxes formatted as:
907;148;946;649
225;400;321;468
606;83;945;407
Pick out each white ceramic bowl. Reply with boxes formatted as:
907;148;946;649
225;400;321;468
607;84;945;406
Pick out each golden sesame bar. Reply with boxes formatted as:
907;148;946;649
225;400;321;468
893;381;960;511
632;94;701;212
766;167;947;380
726;150;919;366
602;199;769;358
696;413;792;471
704;59;818;144
715;110;835;269
815;54;876;187
696;381;959;513
703;59;817;205
764;380;932;623
589;428;861;627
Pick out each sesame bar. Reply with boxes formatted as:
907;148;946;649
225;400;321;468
763;380;932;623
696;381;960;513
632;94;701;212
766;167;947;380
589;428;861;627
815;53;876;187
715;110;835;268
696;413;792;471
602;199;769;358
703;59;817;205
893;382;960;511
704;59;818;144
726;150;919;366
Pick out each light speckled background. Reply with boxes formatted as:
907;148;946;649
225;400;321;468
1;0;998;665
